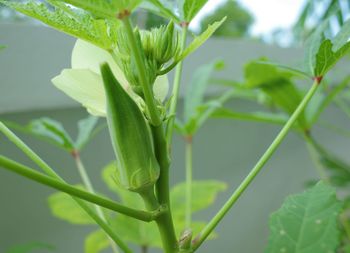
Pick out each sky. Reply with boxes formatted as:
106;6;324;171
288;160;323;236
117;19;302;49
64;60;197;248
192;0;306;36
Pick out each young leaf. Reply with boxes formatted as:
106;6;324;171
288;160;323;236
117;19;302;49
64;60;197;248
5;242;54;253
265;182;342;253
303;20;328;75
314;39;350;77
170;180;227;219
75;116;99;150
175;17;226;62
0;45;6;50
29;118;75;151
209;107;288;125
85;230;109;253
1;0;115;50
182;0;208;22
48;187;95;225
184;61;221;122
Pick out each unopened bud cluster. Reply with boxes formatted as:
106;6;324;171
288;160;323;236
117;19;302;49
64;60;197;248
113;22;181;97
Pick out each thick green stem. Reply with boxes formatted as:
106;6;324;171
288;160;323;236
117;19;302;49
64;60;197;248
121;16;178;252
192;80;320;251
0;155;158;221
122;17;161;126
185;136;193;228
152;125;178;253
0;122;131;253
73;153;119;253
166;25;188;146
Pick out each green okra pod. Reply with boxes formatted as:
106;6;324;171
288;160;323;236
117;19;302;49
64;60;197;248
100;63;160;192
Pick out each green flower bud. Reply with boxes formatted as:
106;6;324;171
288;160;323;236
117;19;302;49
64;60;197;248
112;22;181;96
100;63;160;192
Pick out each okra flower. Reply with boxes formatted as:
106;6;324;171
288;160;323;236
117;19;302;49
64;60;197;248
52;39;169;116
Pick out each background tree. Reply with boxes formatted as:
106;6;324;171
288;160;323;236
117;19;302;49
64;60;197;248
198;0;253;38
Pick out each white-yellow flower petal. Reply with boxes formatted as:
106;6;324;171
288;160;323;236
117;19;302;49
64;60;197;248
71;39;129;89
153;75;169;102
52;69;106;117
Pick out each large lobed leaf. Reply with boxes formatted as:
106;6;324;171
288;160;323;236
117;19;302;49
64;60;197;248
1;0;116;50
265;182;342;253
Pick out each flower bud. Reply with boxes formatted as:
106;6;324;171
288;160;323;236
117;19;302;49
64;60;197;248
100;62;160;192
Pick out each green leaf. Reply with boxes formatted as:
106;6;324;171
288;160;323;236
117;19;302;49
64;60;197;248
311;139;350;187
254;61;311;79
176;17;226;62
75;116;99;150
5;242;54;253
85;230;109;253
29;118;75;151
303;20;328;75
170;180;227;219
332;19;350;52
140;0;180;23
56;0;140;18
184;61;221;122
182;0;208;22
112;214;161;247
209;107;288;125
244;60;306;127
265;182;342;253
48;186;95;225
1;0;115;50
314;39;350;77
0;44;6;50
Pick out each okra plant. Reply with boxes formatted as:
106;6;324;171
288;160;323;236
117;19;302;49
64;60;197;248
1;0;350;253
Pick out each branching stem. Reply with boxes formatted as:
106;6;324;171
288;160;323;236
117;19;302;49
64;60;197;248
0;122;131;253
192;80;320;251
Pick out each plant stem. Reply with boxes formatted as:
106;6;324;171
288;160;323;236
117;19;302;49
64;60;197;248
166;25;188;146
185;136;193;228
192;80;320;251
0;155;158;222
121;16;178;252
151;125;178;253
73;152;119;253
0;123;132;253
122;17;161;126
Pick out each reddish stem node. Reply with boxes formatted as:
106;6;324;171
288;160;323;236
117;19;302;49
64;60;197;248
117;9;131;20
313;76;323;84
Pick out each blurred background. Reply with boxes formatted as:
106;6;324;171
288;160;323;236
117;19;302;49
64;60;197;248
1;0;350;252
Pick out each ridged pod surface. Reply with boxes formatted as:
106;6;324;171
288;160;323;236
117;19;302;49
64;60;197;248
100;63;160;192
